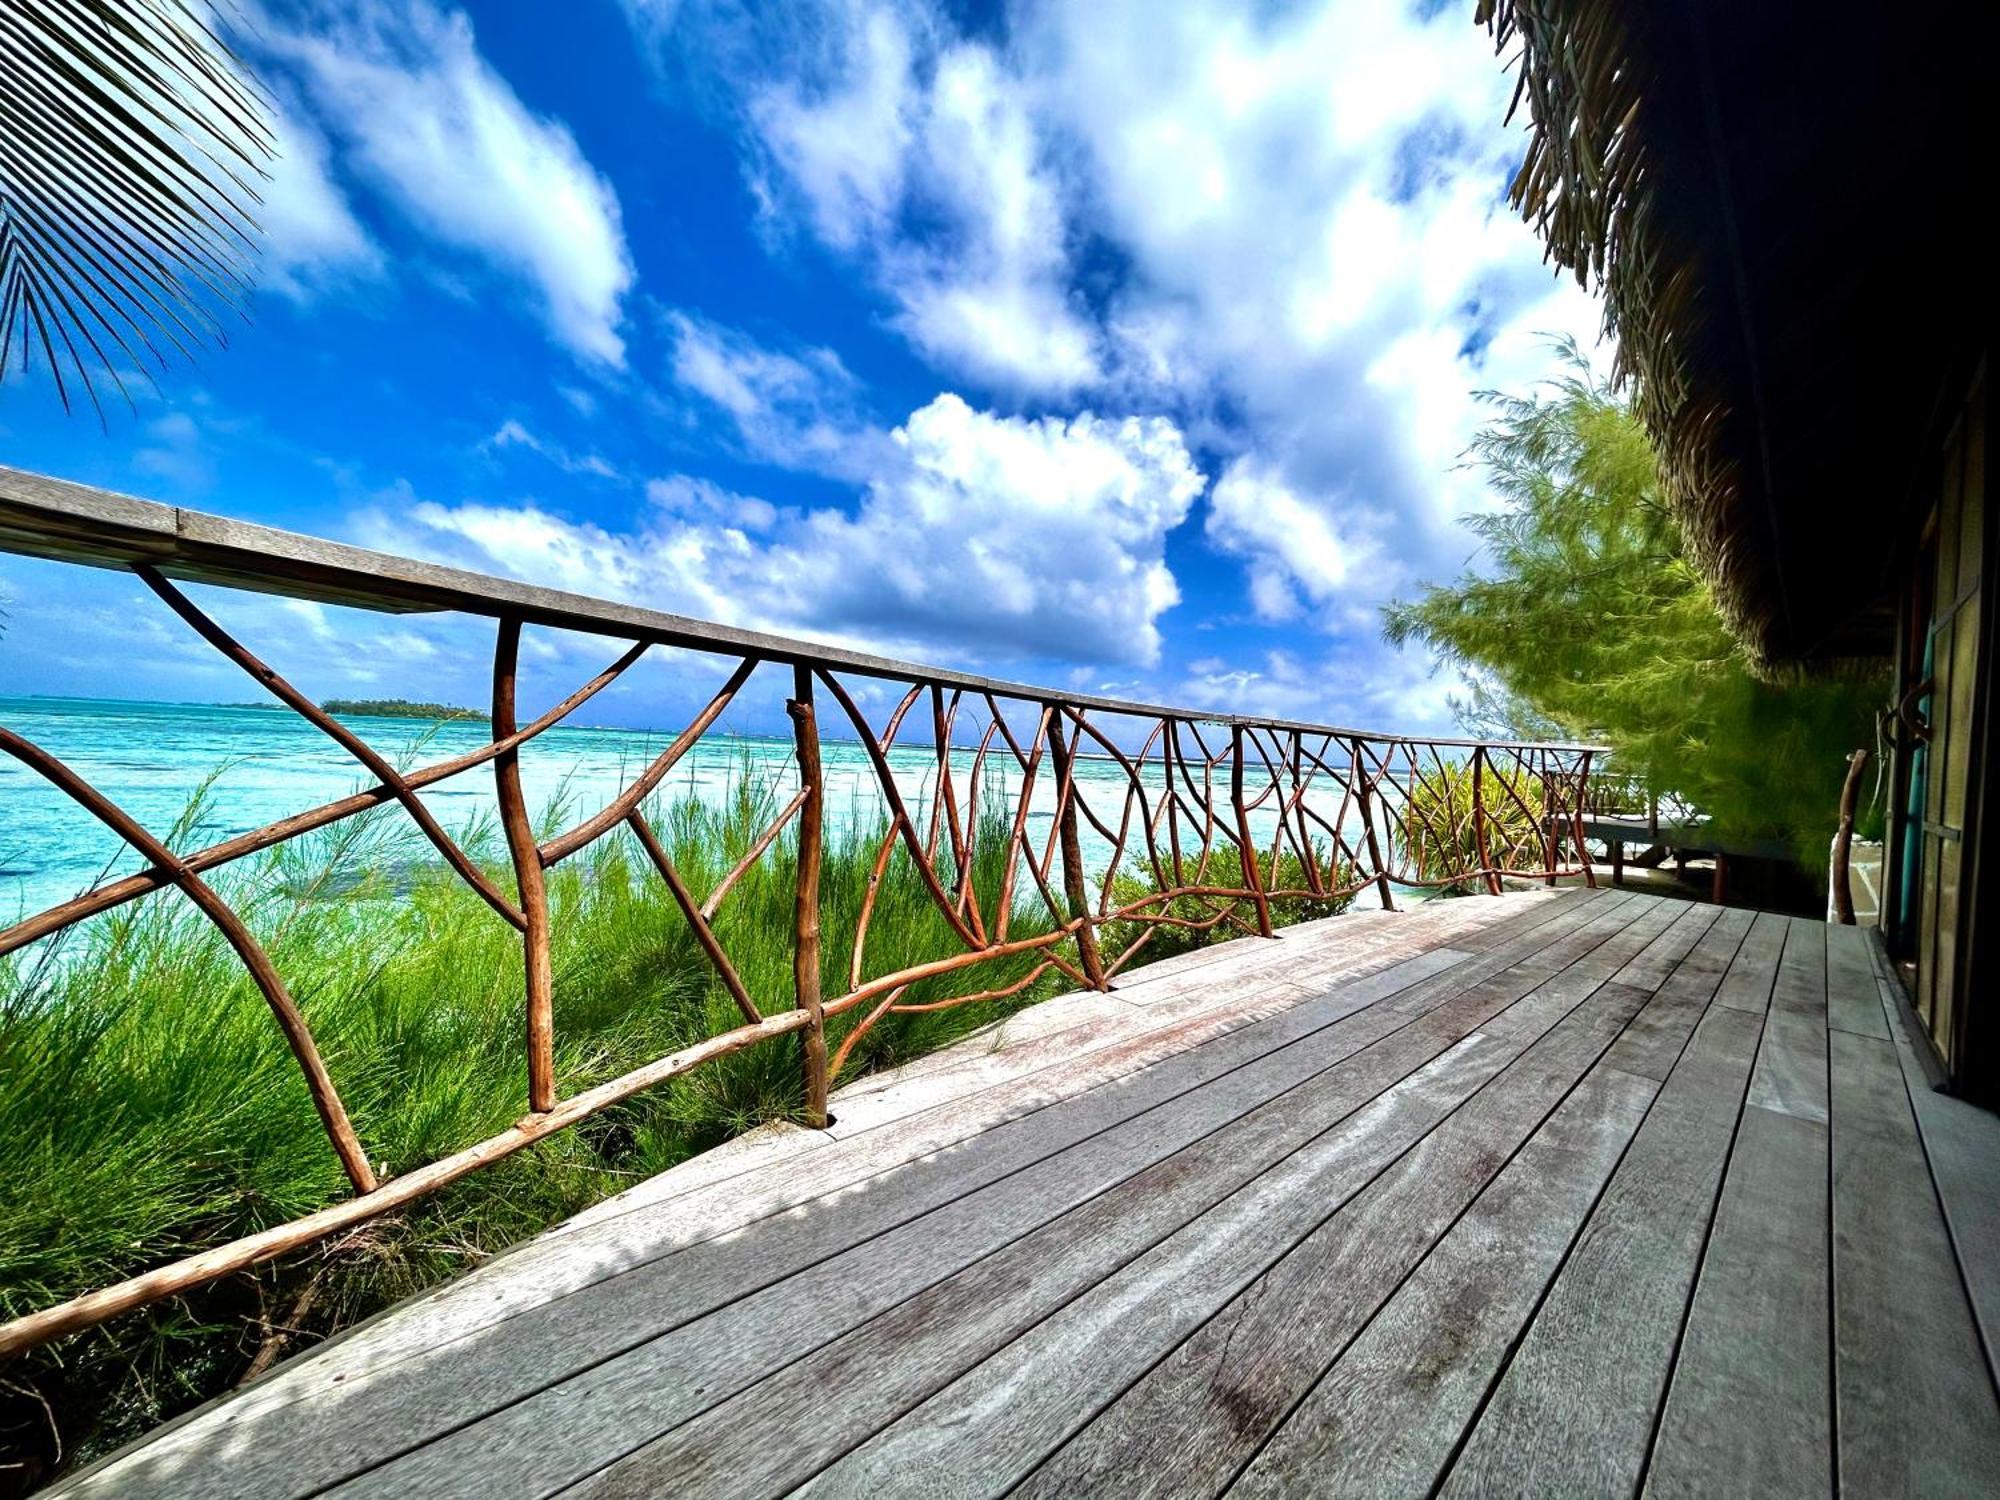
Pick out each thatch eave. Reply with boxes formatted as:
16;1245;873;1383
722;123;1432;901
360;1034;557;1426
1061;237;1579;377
1481;0;1990;675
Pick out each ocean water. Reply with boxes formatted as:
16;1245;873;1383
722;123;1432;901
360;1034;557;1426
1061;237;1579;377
0;696;1367;933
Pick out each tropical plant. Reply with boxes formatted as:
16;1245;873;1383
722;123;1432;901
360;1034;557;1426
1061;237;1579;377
0;0;271;419
1384;344;1883;867
1393;758;1545;895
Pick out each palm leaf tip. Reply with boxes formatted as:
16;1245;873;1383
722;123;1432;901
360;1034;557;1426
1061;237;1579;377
0;0;274;421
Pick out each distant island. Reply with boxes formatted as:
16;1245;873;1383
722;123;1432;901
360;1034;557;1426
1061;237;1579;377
322;698;481;721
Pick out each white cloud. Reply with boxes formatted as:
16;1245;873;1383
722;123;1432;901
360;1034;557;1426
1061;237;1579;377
665;311;891;478
1016;0;1604;586
1204;459;1378;623
131;411;212;492
644;474;779;533
264;1;635;364
750;4;916;252
257;102;383;300
745;5;1097;391
485;418;620;480
1177;642;1458;734
358;392;1205;668
652;0;1605;625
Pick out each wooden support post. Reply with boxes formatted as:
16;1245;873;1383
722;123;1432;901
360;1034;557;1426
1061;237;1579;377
1712;851;1729;906
493;618;556;1115
1537;761;1558;889
1472;747;1502;896
1831;747;1870;924
1231;725;1275;938
1574;751;1598;889
790;663;829;1128
1352;741;1396;913
1046;712;1111;988
1611;838;1625;886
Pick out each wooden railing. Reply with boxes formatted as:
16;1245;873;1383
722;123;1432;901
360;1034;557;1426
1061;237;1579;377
0;466;1600;1356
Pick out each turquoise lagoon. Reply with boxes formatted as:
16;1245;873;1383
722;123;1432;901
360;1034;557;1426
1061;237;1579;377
0;696;1374;933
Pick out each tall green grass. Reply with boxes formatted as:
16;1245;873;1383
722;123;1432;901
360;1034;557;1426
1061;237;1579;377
0;762;1087;1483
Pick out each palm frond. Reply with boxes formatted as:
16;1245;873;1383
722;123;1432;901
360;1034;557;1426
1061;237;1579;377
0;0;272;422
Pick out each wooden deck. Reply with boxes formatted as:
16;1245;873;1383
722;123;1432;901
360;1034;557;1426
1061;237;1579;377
53;888;2000;1499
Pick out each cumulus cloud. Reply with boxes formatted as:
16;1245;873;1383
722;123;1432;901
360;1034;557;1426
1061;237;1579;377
263;1;635;364
1204;459;1379;623
643;0;1604;627
358;393;1205;668
1177;642;1459;733
745;5;1098;391
1016;0;1604;584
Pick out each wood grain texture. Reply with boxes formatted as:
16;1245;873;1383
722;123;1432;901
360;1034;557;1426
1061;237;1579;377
1644;1103;1831;1499
1598;905;1752;1081
1437;1003;1765;1498
65;942;1484;1500
67;901;1614;1500
516;904;1677;1500
816;906;1691;1499
1830;1027;2000;1496
1823;921;1890;1039
1769;915;1829;1018
1013;980;1664;1499
1710;909;1787;1014
1744;920;1830;1123
1232;1066;1657;1499
69;892;1985;1500
306;900;1653;1500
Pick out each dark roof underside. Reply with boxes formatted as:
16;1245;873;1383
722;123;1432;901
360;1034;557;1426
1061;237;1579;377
1487;0;1991;667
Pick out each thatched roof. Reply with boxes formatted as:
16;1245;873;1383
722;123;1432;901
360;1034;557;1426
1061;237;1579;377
1479;0;1989;670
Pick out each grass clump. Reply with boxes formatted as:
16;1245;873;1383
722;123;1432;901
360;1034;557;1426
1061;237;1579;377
1394;758;1549;895
0;764;1088;1485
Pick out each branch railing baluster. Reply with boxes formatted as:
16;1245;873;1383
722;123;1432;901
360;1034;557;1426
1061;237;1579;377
0;468;1604;1358
789;664;828;1129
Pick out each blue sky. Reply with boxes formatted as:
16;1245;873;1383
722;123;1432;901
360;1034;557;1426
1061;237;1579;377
0;0;1601;737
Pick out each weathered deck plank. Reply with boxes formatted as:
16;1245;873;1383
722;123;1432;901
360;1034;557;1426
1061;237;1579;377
313;897;1659;1499
48;890;1999;1500
1231;903;1750;1499
1013;995;1657;1498
816;905;1705;1500
1824;921;1890;1040
1830;1026;2000;1495
1710;909;1787;1014
68;897;1597;1500
1643;958;1835;1499
1435;1003;1765;1497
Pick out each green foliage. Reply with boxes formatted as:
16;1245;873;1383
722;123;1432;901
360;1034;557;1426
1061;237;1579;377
1097;850;1355;968
0;767;1062;1476
321;699;480;720
1384;346;1883;867
2;1;271;419
1396;760;1544;895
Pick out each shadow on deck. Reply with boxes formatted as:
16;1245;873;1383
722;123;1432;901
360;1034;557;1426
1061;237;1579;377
50;888;2000;1498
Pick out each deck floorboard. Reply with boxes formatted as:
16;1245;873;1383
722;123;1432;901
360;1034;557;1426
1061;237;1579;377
50;890;1997;1500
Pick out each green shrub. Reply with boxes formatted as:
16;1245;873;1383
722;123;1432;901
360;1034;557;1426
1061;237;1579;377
1394;759;1546;895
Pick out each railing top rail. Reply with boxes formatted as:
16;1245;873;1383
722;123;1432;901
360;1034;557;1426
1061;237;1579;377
0;464;1605;753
